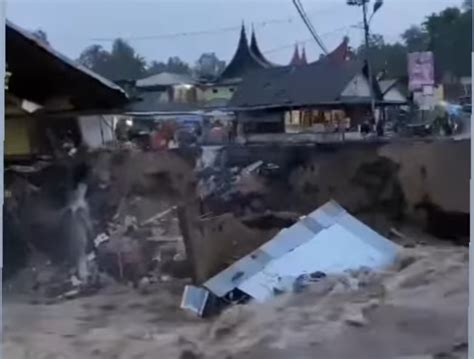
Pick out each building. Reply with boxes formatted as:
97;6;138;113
199;25;274;103
124;74;235;139
289;44;308;66
6;20;128;160
229;59;387;137
123;25;357;140
135;72;199;103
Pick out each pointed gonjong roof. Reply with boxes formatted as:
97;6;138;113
219;24;271;81
300;46;308;65
289;44;308;66
290;44;301;66
250;28;275;67
289;37;352;67
315;36;352;65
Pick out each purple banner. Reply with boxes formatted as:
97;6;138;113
408;52;434;91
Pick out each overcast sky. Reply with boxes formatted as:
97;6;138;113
7;0;462;66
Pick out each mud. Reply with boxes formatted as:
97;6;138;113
3;140;469;359
4;241;468;359
182;140;470;283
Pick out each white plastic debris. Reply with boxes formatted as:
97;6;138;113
180;285;210;317
204;200;400;303
94;233;109;248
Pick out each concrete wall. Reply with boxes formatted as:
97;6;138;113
201;85;236;101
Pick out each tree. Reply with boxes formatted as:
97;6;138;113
357;34;408;79
401;26;429;52
107;39;147;80
357;4;472;81
145;57;191;76
78;39;146;81
166;56;191;74
147;60;167;76
194;52;226;80
423;7;471;78
78;45;112;77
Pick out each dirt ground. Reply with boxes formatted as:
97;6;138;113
3;238;468;359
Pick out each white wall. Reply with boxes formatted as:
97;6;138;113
384;87;407;103
78;115;115;148
341;74;371;98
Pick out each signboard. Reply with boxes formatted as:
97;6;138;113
413;90;435;111
408;52;435;91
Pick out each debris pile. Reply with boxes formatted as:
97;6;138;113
196;159;281;215
4;148;194;300
181;200;401;316
3;146;468;359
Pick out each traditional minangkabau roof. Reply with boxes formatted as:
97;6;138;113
300;46;308;65
229;59;383;110
218;24;271;81
250;28;274;67
290;44;301;66
289;44;308;66
318;36;351;65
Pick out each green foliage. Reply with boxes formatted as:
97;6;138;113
78;39;146;81
194;52;226;80
401;26;429;52
357;5;471;80
423;7;471;78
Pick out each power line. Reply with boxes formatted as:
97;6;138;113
91;15;299;42
90;4;345;42
92;25;243;42
292;0;329;54
295;0;328;52
262;25;355;55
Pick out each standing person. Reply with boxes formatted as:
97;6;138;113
376;119;384;137
360;120;370;137
344;116;351;131
209;120;225;143
150;123;168;151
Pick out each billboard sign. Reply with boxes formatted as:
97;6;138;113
408;52;435;91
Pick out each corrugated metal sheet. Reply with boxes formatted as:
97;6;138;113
6;21;126;97
203;200;400;302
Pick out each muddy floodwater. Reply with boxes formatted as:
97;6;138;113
3;243;468;359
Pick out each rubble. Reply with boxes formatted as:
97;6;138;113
3;144;469;359
4;148;194;300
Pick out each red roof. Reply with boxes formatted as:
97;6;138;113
290;44;302;66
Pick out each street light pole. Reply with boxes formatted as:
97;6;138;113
362;0;376;121
347;0;383;133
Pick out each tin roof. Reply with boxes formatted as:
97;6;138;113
203;200;400;301
6;20;128;110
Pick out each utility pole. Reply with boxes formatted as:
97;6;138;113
362;1;376;120
347;0;383;133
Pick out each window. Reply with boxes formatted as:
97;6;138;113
212;88;218;94
229;88;235;93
